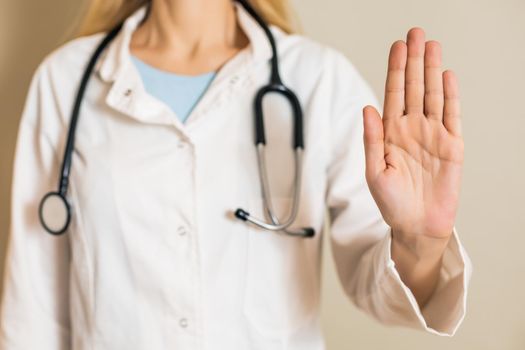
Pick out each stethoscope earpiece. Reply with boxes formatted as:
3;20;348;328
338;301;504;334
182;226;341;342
302;228;315;238
234;208;250;221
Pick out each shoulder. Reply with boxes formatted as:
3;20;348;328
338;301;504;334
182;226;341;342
273;26;362;74
33;32;106;84
20;33;106;132
271;26;378;104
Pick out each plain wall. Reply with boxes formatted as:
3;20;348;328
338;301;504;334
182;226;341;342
1;0;524;349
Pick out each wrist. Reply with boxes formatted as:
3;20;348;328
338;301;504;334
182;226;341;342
390;229;449;308
391;228;451;262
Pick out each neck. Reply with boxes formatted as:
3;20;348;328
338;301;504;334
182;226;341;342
132;0;246;55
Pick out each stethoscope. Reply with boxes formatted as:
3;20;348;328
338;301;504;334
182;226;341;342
38;0;315;238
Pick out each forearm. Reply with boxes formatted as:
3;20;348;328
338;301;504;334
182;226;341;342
390;229;452;308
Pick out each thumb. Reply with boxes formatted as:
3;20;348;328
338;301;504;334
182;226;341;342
363;105;386;180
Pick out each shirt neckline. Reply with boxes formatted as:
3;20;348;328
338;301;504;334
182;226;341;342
130;54;217;80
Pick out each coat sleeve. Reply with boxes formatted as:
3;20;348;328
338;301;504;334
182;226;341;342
0;61;71;349
323;48;473;336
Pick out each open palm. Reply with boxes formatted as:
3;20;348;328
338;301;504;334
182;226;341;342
363;28;463;240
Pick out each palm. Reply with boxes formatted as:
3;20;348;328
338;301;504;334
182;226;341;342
363;28;463;239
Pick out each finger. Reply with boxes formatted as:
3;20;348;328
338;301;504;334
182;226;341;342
443;70;462;136
384;40;407;120
424;41;444;120
405;27;426;114
363;105;386;180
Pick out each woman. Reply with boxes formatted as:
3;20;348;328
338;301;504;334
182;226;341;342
0;0;472;348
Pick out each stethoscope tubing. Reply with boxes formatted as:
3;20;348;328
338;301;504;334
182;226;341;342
58;23;123;197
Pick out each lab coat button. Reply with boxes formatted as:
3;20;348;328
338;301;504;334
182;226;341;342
179;318;188;328
177;225;187;236
124;88;133;97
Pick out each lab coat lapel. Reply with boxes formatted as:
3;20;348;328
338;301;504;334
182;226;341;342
93;1;273;133
93;5;184;132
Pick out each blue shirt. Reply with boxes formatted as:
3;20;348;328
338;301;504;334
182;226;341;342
131;55;217;123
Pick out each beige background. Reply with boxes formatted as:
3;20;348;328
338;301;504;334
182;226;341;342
1;0;524;349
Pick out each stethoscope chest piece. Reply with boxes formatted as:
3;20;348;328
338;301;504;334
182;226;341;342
38;192;72;235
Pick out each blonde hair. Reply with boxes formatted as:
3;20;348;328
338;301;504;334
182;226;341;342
76;0;299;37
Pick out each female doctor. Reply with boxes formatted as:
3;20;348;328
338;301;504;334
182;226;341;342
0;0;472;349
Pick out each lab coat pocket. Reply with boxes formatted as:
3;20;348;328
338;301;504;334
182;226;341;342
243;197;319;338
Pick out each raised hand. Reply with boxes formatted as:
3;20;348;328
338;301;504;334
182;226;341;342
362;27;464;306
363;28;463;242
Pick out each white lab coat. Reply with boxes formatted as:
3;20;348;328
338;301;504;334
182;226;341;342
0;2;472;349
